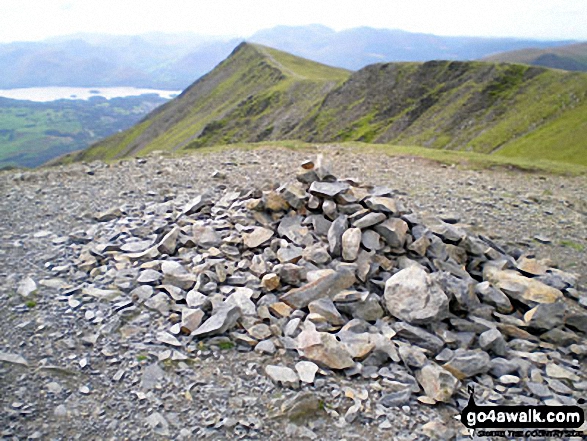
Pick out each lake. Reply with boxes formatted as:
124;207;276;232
0;87;182;102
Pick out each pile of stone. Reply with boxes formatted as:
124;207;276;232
69;155;586;407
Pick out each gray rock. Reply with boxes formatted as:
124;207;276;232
180;308;204;334
137;269;162;284
478;327;508;356
295;360;319;383
255;339;276;354
309;181;349;198
191;305;242;337
281;269;356;309
524;302;566;331
308;297;345;325
242;227;274;248
416;363;459;402
375;218;408;248
352;212;386;228
380;389;412;407
265;365;299;388
393;322;445;354
327;215;348;257
364;197;398;214
335;292;384;322
361;229;382;251
157;226;180;255
443;349;491;379
17;277;37;297
296;325;354;369
144;292;171;315
475;281;513;313
192;225;222;248
341;227;361;261
0;351;29;367
398;344;428;368
384;266;449;324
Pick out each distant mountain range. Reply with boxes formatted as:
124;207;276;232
483;42;587;72
0;26;577;90
66;43;587;167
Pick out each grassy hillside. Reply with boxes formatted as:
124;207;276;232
68;44;587;167
483;42;587;72
72;43;350;162
0;94;168;168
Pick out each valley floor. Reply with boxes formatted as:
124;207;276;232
0;146;585;439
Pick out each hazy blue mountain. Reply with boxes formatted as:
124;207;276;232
0;26;577;90
249;25;575;70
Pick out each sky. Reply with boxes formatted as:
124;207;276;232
0;0;585;43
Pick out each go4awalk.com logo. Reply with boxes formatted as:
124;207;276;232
459;387;586;438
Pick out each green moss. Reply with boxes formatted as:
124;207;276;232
559;240;585;251
217;341;235;350
25;300;37;308
136;354;148;362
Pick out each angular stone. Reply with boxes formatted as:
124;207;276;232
524;302;566;331
264;191;290;212
277;245;304;264
225;287;256;316
380;389;412;408
517;257;548;276
478;327;508;356
82;286;122;301
191;305;241;337
255;339;276;354
375;218;409;248
384;266;449;324
327;215;348;257
416;363;459;402
144;292;171;315
192;225;222;248
296;326;354;370
475;281;513;313
278;216;308;245
182;195;210;215
137;269;162;284
17;277;37;297
361;229;382;251
364;197;398;214
394;322;445;354
247;323;272;340
281;269;356;309
180;308;204;334
265;365;299;387
0;352;29;367
295;361;319;384
261;273;280;291
335;292;384;322
156;331;182;347
242;227;274;248
352;212;386;229
486;269;563;306
545;363;580;381
308;298;346;325
280;183;307;209
341;227;361;261
309;181;349;198
157;226;180;255
398;344;428;368
185;290;208;309
408;235;430;257
443;349;491;380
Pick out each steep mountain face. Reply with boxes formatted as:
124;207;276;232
73;43;587;166
484;42;587;72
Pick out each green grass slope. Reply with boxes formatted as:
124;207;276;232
295;61;587;165
483;42;587;72
71;43;350;162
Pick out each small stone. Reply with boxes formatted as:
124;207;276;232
499;375;520;385
156;331;182;347
352;212;386;229
374;218;408;248
280;391;321;420
327;215;348;257
309;181;349;198
416;363;459;402
443;349;490;380
380;389;412;408
255;339;276;354
0;351;29;367
269;301;293;318
517;256;548;276
296;326;354;370
261;273;280;291
46;381;62;394
157;226;180;255
308;298;345;325
79;385;90;395
17;277;37;297
341;227;362;261
486;268;563;306
421;420;456;440
191;305;241;337
281;269;356;310
295;361;319;383
478;328;508;356
247;323;272;340
265;365;299;388
180;308;204;334
545;363;580;381
137;269;162;284
242;227;274;248
523;302;565;331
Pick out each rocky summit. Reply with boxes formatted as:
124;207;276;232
1;147;586;440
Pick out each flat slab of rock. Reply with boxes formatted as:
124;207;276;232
296;326;354;370
17;277;37;297
265;365;299;388
486;269;563;305
0;351;29;367
281;269;356;309
242;227;274;248
191;305;241;338
309;181;349;198
384;266;449;324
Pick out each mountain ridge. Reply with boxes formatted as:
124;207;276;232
483;42;587;72
60;43;587;166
